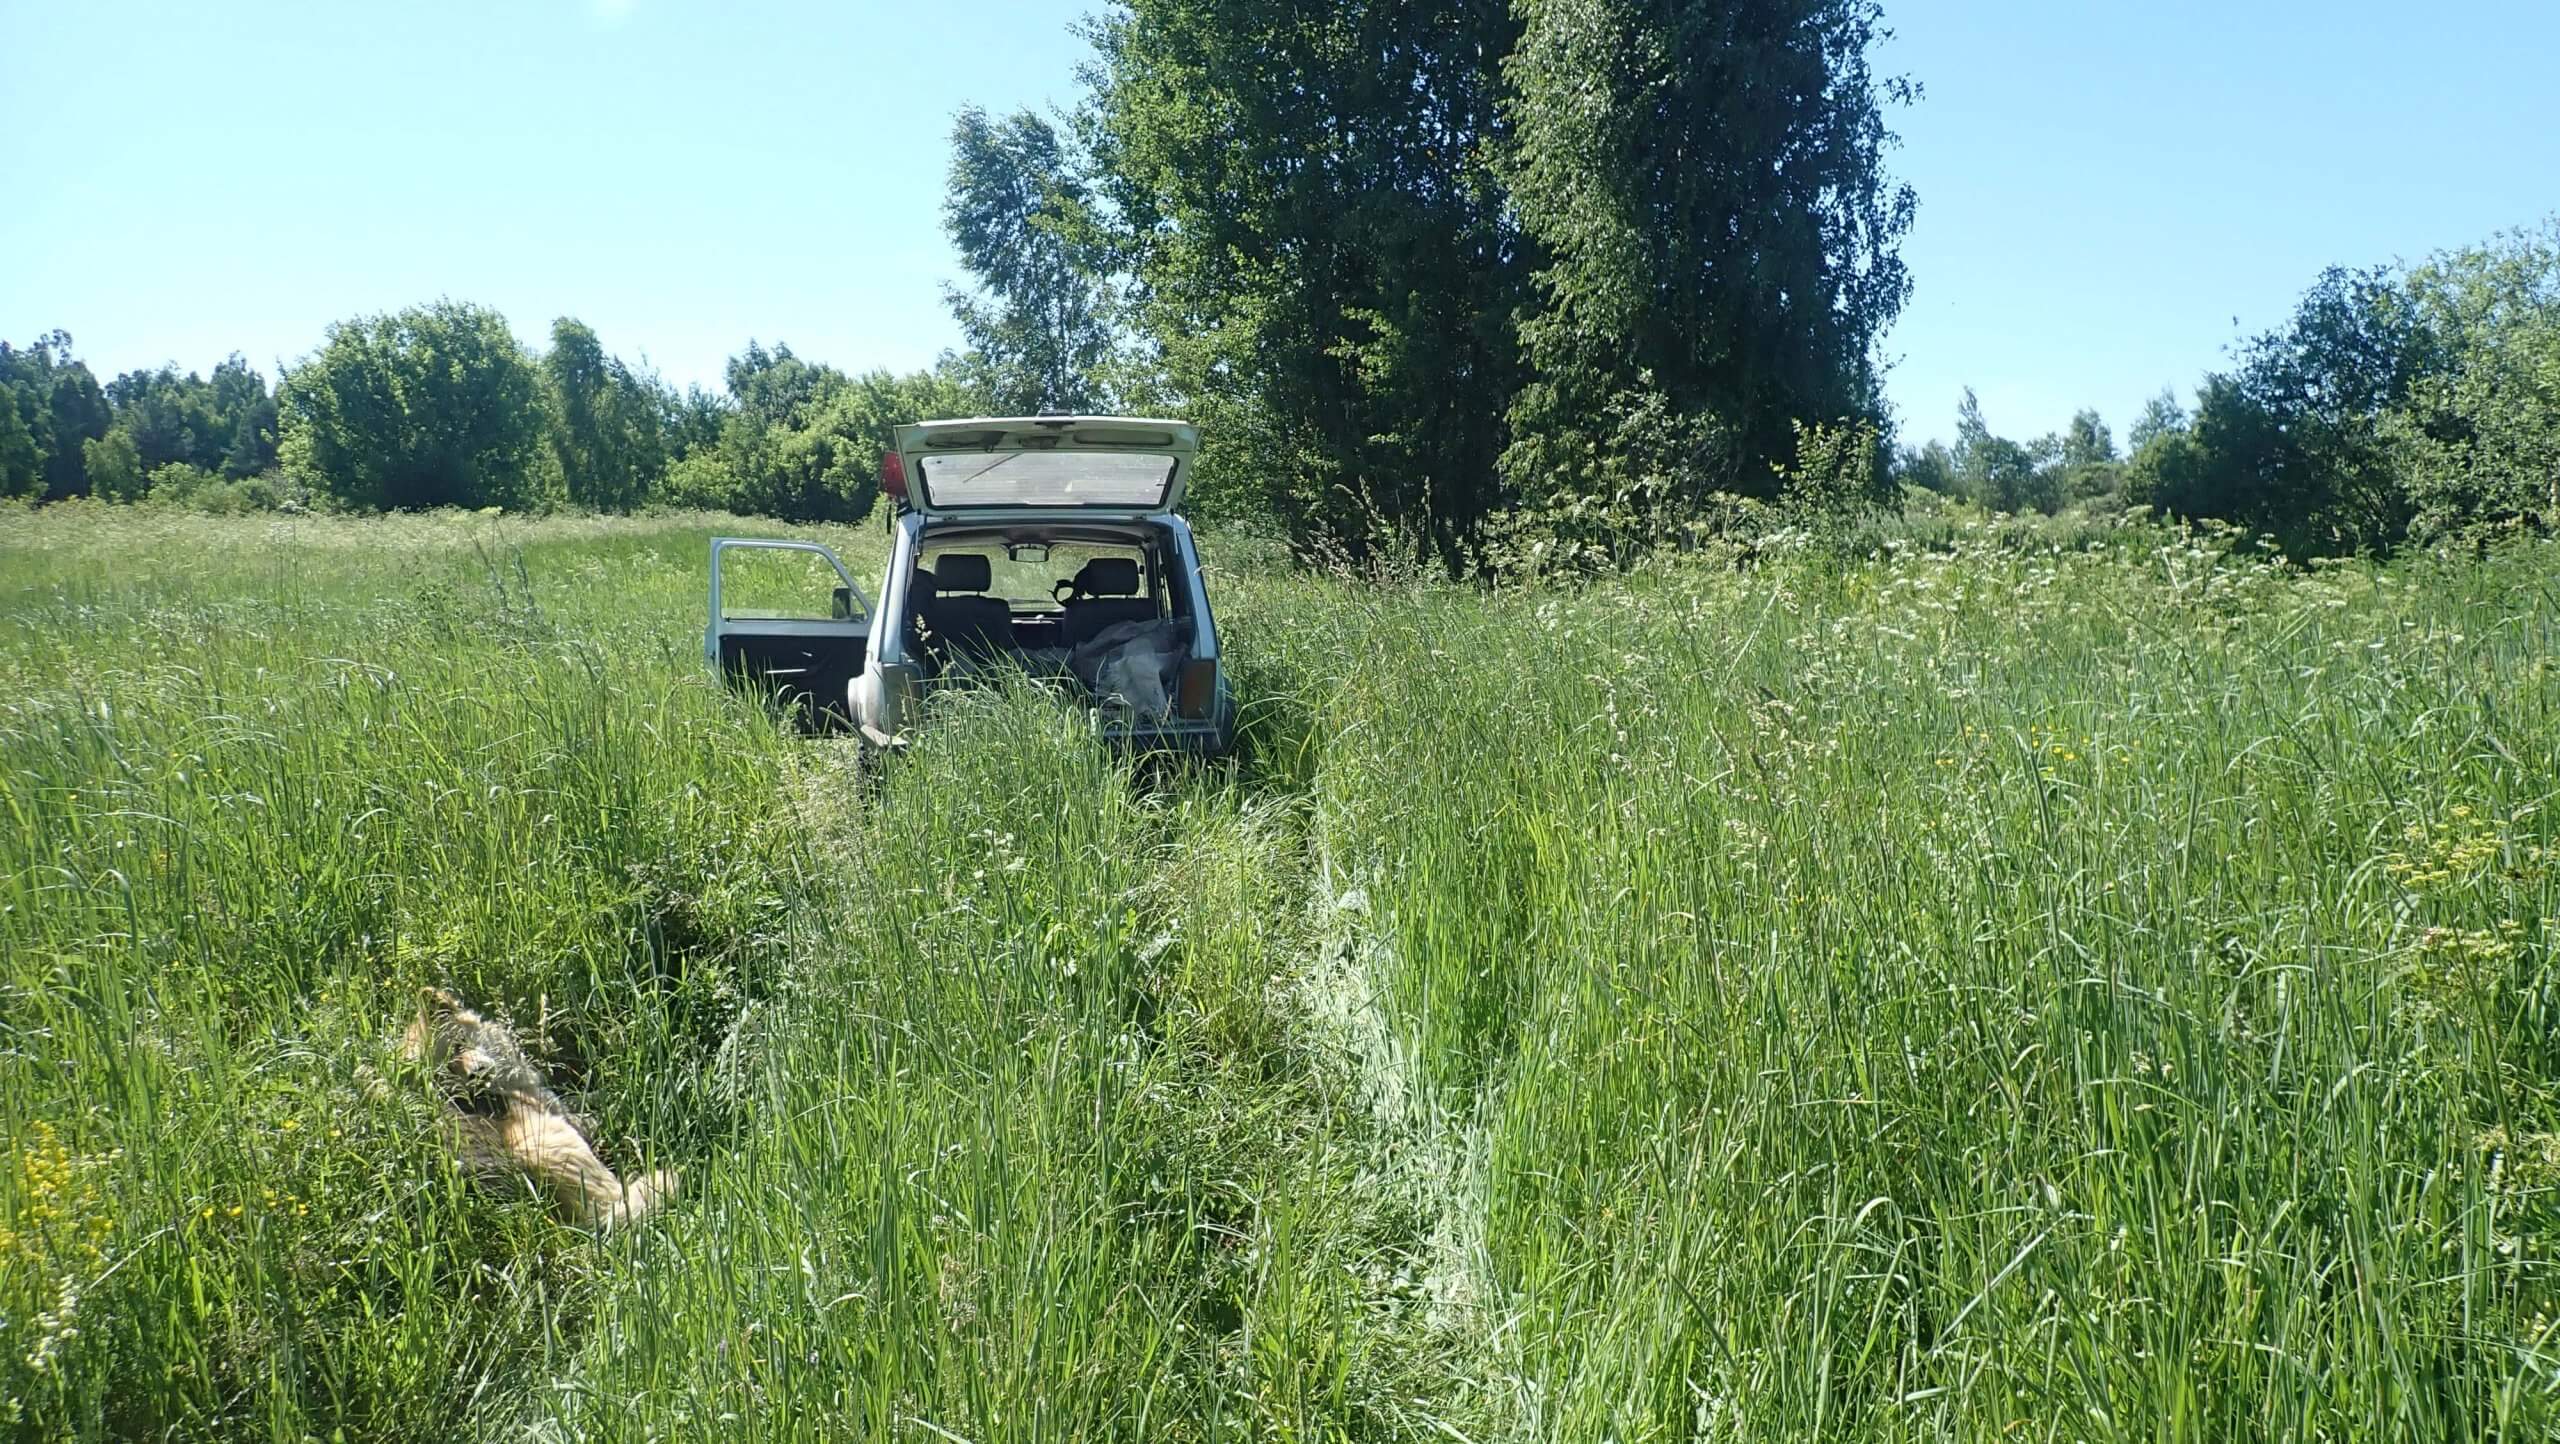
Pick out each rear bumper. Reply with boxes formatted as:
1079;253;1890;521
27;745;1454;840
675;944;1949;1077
1100;716;1235;756
1099;693;1236;756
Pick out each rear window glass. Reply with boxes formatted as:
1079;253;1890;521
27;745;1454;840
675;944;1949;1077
921;542;1154;611
916;451;1175;508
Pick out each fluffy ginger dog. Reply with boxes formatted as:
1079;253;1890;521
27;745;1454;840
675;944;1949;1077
399;987;678;1228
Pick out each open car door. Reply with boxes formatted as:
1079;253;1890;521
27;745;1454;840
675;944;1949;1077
705;538;872;728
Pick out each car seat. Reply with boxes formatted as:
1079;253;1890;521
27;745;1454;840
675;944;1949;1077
1058;557;1161;649
926;553;1013;655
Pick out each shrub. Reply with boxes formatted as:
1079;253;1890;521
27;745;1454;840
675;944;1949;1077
277;300;550;512
80;427;145;502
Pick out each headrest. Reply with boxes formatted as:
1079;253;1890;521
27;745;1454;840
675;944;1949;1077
933;554;991;592
1076;557;1142;597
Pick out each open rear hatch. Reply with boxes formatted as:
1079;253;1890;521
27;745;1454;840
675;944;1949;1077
893;417;1199;518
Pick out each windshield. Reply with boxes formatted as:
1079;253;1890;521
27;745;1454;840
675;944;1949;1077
916;450;1176;509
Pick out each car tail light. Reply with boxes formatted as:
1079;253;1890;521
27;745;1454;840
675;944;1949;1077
880;450;908;503
1175;658;1217;719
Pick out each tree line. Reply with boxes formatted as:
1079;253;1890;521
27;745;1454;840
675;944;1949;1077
10;0;2551;562
1900;221;2560;555
0;309;981;523
12;0;1923;549
275;305;982;521
1;334;280;507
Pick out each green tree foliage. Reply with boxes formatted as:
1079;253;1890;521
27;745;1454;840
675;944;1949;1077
1086;0;1536;549
81;426;146;502
2125;231;2551;553
41;354;110;501
8;305;1002;521
211;355;281;477
1499;0;1916;518
1921;228;2558;553
2385;223;2560;542
943;107;1123;414
103;366;218;471
2191;265;2423;553
662;342;984;522
701;341;857;521
542;318;667;512
1951;388;2055;514
2124;416;2209;519
101;357;277;477
1894;439;1956;496
2053;408;2124;501
1777;417;1890;519
544;318;614;506
277;301;549;511
1078;0;1913;556
0;376;41;499
2126;389;2187;454
1933;390;2129;515
0;332;111;499
669;384;728;461
2061;409;2115;468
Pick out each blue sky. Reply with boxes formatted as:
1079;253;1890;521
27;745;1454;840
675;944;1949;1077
4;0;2555;448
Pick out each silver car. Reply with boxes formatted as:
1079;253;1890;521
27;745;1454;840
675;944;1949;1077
707;415;1237;755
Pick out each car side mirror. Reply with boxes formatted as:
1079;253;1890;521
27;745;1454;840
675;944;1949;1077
831;586;854;620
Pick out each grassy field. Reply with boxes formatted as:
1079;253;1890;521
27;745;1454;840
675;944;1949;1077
2;502;2556;1441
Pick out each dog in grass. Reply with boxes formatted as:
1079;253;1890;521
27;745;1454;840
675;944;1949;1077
399;987;678;1228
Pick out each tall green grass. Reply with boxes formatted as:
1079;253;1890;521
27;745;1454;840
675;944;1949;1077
1312;535;2560;1438
3;502;2555;1440
0;506;872;1436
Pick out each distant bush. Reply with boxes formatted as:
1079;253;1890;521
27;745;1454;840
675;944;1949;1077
1479;412;1893;580
655;451;744;511
2125;222;2560;554
278;300;549;512
142;462;304;515
1847;484;2167;557
80;426;146;501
